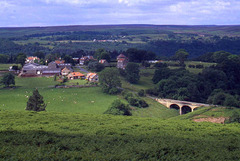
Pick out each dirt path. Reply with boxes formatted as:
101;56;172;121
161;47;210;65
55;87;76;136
193;116;227;124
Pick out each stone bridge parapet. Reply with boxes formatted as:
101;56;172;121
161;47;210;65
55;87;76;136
155;98;210;115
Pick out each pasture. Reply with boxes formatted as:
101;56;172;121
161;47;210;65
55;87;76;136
0;76;178;118
0;77;119;114
0;64;18;71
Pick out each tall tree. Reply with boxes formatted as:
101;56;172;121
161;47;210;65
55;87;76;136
125;63;140;84
16;53;27;67
99;68;121;94
174;49;189;66
0;54;9;63
34;51;45;59
26;89;46;111
94;48;111;62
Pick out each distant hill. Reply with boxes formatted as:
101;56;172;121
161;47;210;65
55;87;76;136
1;25;240;38
1;24;240;58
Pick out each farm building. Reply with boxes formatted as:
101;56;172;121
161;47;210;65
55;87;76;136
48;61;72;70
20;62;66;77
20;63;48;76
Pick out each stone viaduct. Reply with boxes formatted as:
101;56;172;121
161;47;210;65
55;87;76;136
155;98;210;115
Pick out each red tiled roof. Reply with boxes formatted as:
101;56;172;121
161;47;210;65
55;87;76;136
117;54;127;59
27;56;39;60
70;72;85;77
55;60;65;64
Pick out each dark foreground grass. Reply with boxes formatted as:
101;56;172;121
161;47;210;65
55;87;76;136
0;111;240;160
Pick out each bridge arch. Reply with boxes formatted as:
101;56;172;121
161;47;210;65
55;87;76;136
170;104;180;111
182;105;192;114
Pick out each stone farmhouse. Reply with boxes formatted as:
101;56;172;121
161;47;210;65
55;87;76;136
61;67;73;76
117;54;128;69
99;59;109;66
25;56;40;63
86;73;98;82
68;72;85;80
79;56;95;65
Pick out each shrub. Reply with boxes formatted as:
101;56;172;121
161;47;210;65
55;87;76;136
146;89;158;96
196;64;204;68
104;100;132;116
229;112;240;123
1;72;15;87
188;65;195;68
123;92;148;108
138;89;145;97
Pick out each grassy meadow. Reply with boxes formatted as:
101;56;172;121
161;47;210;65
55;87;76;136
0;64;19;71
0;77;119;114
0;74;178;117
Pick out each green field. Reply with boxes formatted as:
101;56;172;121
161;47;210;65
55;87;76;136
0;77;119;114
0;64;18;71
0;76;178;118
0;111;239;160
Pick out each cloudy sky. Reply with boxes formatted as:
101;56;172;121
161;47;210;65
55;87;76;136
0;0;239;27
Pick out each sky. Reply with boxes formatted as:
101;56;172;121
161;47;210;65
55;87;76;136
0;0;240;27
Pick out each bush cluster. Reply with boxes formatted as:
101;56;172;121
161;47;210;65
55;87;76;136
123;91;148;108
104;100;132;116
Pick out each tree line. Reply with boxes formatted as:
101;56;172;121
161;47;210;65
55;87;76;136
149;51;240;108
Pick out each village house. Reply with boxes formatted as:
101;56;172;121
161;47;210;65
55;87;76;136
86;73;98;82
25;56;40;63
61;67;73;76
79;56;95;65
99;59;109;66
68;72;85;80
72;58;80;63
117;54;128;69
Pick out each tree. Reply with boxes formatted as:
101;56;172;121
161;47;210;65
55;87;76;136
0;54;9;63
99;68;121;94
94;48;111;62
174;49;189;66
152;67;171;84
212;51;231;63
104;100;132;116
88;61;105;72
63;55;74;65
26;89;46;111
1;73;15;87
34;51;45;59
125;63;140;84
16;53;27;67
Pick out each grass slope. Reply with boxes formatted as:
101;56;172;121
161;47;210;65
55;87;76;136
0;111;240;160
